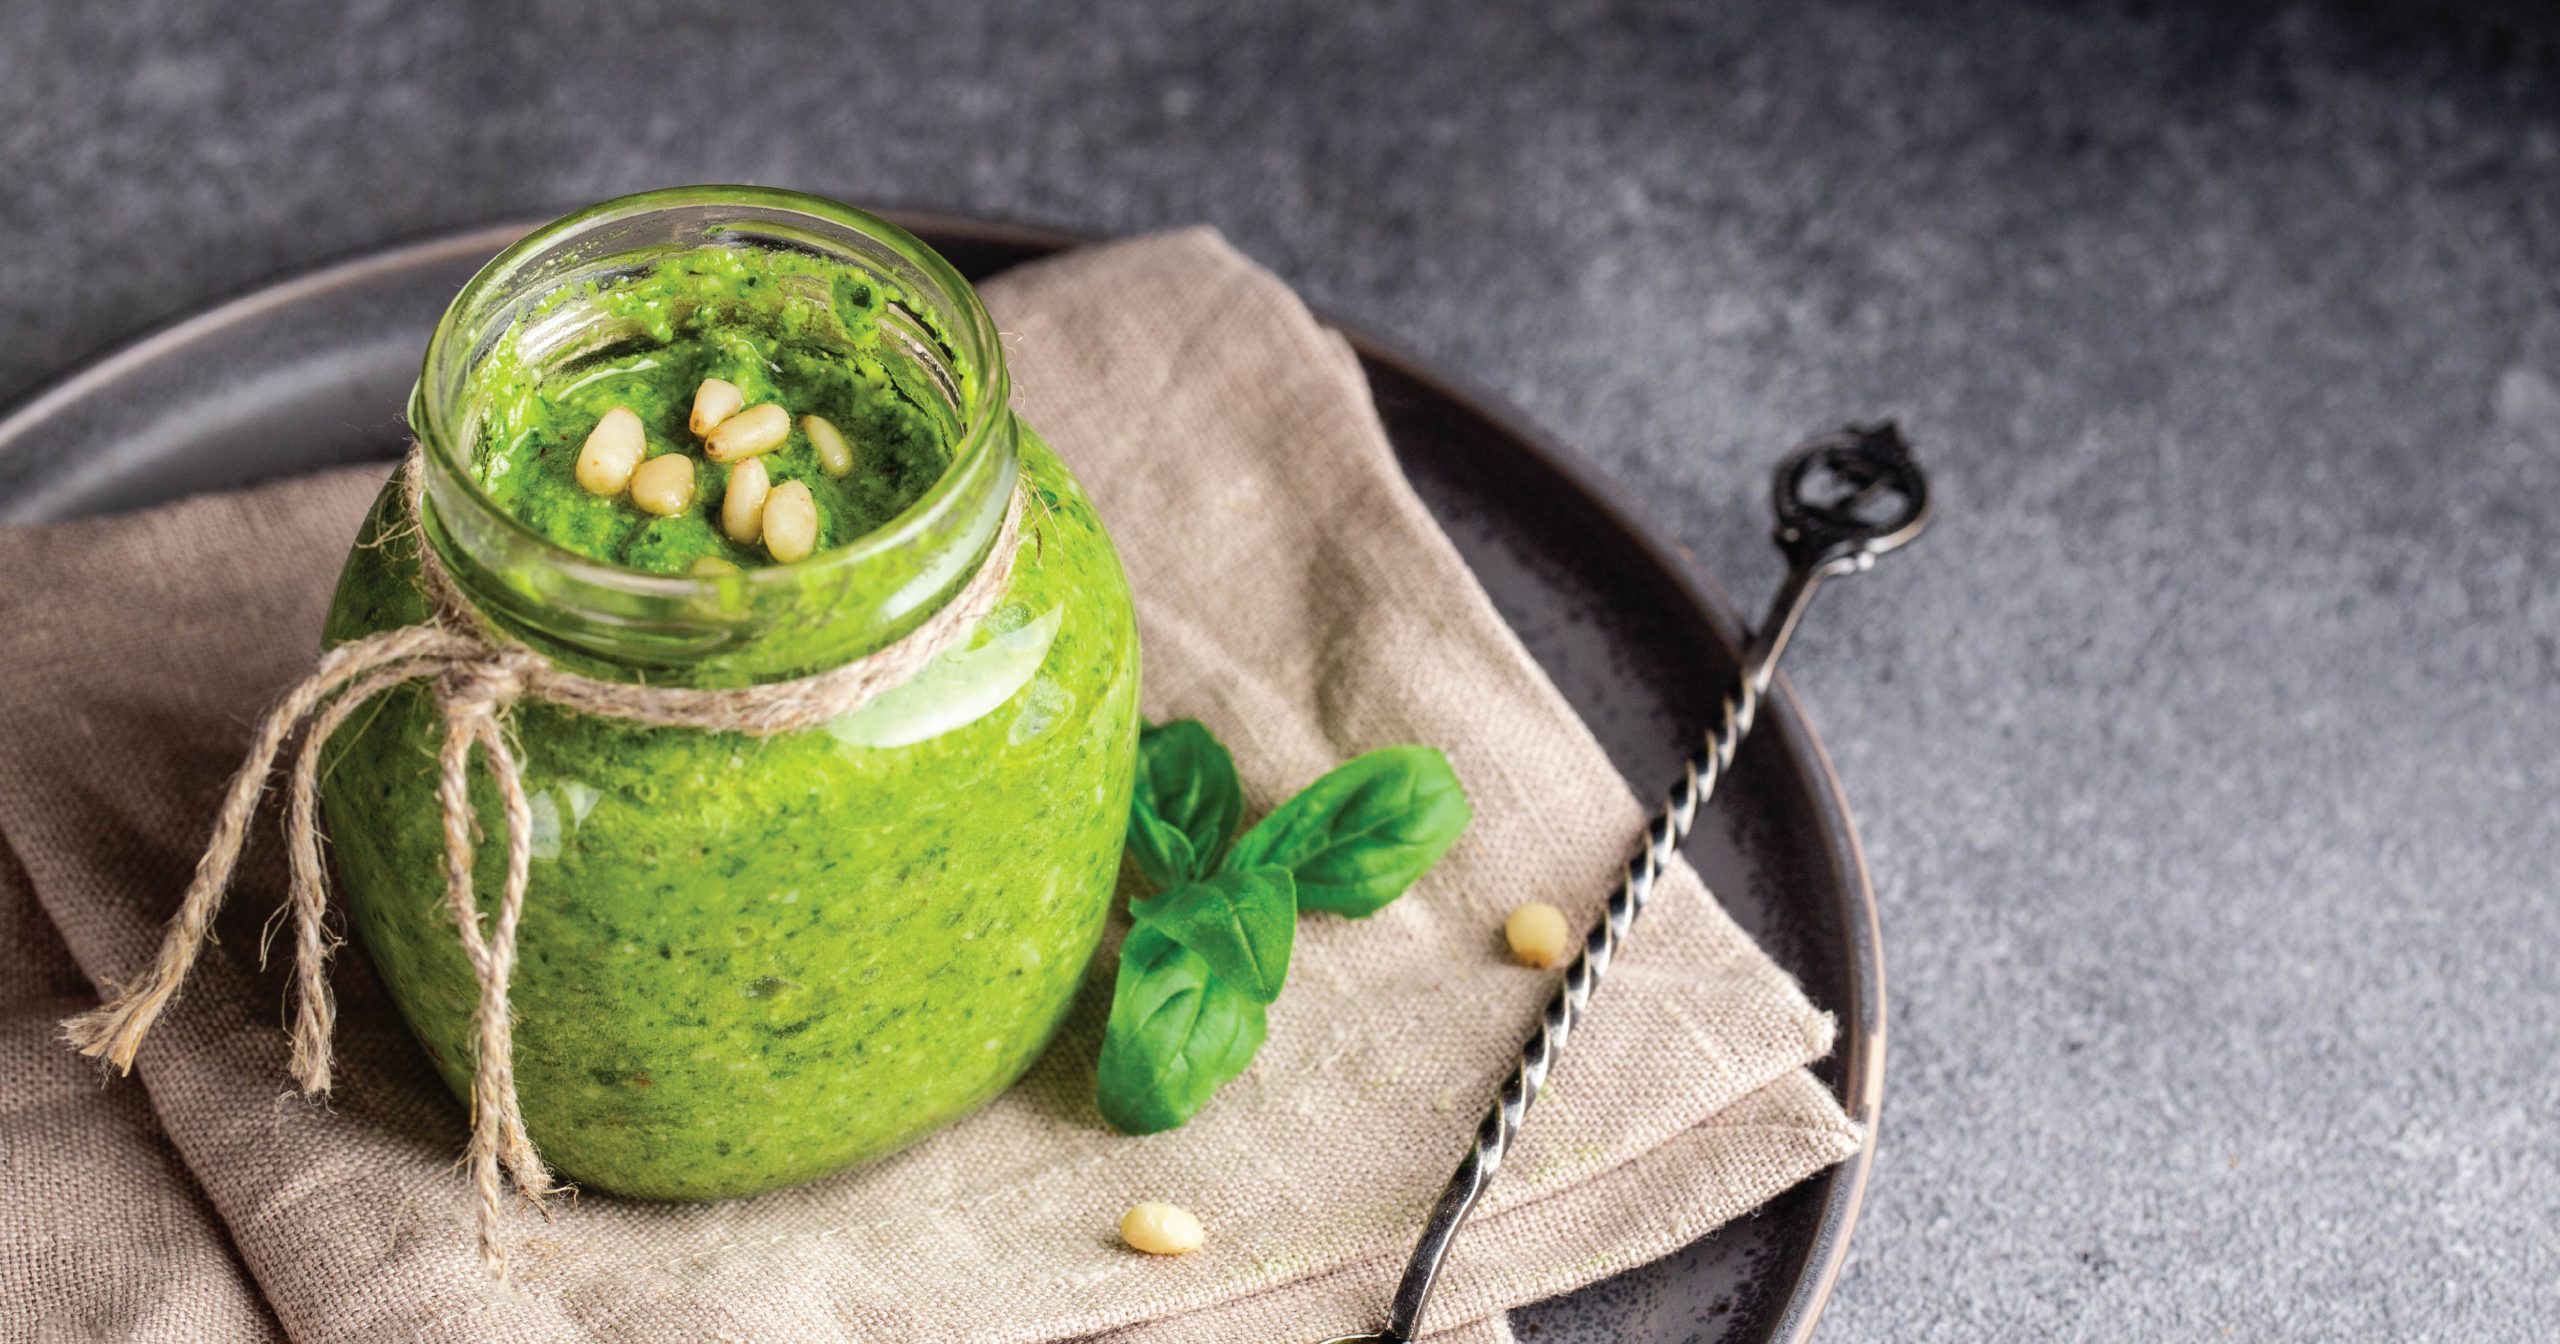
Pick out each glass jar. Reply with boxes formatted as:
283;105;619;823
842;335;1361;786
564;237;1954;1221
319;187;1140;1200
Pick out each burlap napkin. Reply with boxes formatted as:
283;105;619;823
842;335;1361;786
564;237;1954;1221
0;230;1859;1344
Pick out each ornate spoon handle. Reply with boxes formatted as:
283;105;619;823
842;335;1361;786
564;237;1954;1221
1320;424;1931;1344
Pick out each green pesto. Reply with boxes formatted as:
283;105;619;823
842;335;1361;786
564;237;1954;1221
321;420;1140;1200
473;247;957;574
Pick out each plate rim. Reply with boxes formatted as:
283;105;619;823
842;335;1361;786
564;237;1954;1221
0;211;1881;1342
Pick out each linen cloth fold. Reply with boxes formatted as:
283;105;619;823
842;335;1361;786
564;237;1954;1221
0;229;1859;1344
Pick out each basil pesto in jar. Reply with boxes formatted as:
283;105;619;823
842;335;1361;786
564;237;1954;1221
320;188;1140;1199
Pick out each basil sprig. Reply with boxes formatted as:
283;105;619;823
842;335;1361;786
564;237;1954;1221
1097;720;1472;1134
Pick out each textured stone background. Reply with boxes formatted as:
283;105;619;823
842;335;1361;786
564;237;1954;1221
3;2;2555;1339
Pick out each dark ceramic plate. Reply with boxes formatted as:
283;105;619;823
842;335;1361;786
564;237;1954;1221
0;216;1880;1344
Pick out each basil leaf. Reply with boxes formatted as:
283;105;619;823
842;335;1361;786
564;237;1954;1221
1128;867;1297;1004
1095;925;1268;1134
1127;807;1198;889
1226;746;1472;918
1125;719;1245;887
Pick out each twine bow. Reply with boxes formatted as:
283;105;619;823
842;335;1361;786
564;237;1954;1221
63;449;1025;1277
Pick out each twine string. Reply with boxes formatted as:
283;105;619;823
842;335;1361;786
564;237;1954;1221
63;448;1024;1278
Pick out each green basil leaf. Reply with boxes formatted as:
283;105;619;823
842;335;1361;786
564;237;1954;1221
1226;745;1472;918
1128;867;1297;1004
1126;807;1198;890
1095;925;1268;1134
1125;719;1245;887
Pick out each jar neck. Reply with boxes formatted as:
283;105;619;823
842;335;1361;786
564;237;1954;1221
409;187;1018;687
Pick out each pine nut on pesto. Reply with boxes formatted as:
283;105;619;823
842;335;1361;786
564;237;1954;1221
759;477;818;563
689;376;745;437
719;455;770;545
804;412;856;479
627;450;696;516
703;401;792;463
574;405;646;496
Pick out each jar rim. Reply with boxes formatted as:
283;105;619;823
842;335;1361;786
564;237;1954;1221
411;184;1013;609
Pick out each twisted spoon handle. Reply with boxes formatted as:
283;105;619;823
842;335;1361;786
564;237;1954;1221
1371;424;1932;1344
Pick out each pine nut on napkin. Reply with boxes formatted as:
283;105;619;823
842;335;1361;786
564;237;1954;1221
0;229;1860;1343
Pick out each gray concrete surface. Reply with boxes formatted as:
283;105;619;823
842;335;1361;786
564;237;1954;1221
3;2;2555;1338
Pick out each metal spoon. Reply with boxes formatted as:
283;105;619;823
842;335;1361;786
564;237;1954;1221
1315;424;1932;1344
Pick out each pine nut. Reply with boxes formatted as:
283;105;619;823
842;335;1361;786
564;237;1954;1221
689;378;745;437
803;413;855;479
688;556;739;577
1505;902;1572;968
1119;1202;1204;1256
575;407;646;496
721;457;771;545
704;403;790;463
629;453;696;517
762;479;818;563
